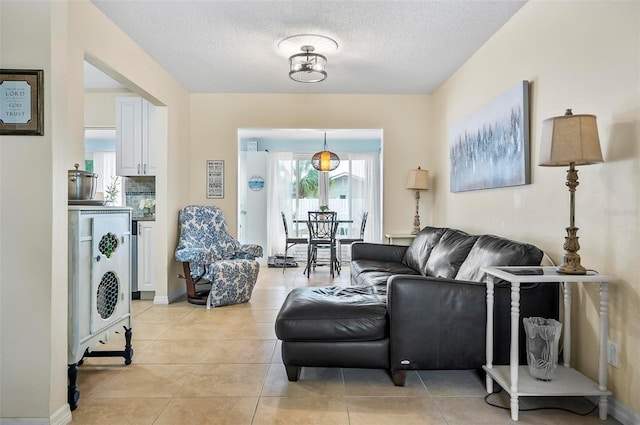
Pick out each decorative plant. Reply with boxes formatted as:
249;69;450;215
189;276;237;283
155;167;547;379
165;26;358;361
319;205;330;212
104;176;120;205
138;198;156;216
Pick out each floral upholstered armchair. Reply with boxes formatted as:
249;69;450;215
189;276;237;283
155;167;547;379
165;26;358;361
175;205;263;307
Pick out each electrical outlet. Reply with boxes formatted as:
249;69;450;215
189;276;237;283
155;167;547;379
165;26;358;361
607;340;619;368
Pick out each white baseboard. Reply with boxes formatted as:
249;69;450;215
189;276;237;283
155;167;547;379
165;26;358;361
153;285;186;305
0;404;72;425
50;406;72;425
587;395;640;425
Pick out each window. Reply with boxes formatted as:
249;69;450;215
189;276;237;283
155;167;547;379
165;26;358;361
84;128;122;205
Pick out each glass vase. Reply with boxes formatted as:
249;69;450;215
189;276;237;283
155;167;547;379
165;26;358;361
523;317;562;381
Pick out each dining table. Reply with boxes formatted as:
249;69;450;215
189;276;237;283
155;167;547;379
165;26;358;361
293;213;353;277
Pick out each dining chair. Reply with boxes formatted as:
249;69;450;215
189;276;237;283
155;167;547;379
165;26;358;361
281;212;307;273
338;211;368;263
305;211;340;278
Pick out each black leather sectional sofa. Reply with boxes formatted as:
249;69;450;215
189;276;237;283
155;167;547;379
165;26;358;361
275;226;559;386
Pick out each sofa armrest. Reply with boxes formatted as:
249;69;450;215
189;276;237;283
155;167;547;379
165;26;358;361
387;275;487;371
351;242;408;263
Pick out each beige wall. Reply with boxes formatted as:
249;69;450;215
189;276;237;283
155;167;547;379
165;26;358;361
190;94;433;236
0;0;189;420
2;0;638;421
84;91;132;128
431;0;639;414
1;0;69;420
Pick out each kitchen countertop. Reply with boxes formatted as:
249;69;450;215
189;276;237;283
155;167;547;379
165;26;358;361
132;216;155;221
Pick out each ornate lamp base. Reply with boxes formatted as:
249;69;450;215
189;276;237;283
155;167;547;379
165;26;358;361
556;226;587;275
557;256;587;275
411;190;421;235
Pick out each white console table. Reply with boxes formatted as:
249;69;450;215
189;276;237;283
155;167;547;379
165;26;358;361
481;266;615;421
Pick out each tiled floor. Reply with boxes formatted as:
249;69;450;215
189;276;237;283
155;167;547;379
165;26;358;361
71;265;621;425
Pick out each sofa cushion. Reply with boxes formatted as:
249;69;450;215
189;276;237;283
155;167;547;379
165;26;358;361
275;286;387;342
402;227;447;275
455;234;544;282
424;229;478;278
352;259;418;276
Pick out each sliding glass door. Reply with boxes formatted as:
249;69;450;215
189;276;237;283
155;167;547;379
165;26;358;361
267;152;381;258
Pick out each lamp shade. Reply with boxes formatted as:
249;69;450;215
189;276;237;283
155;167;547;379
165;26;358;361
406;167;430;190
539;110;603;166
289;50;327;83
311;133;340;172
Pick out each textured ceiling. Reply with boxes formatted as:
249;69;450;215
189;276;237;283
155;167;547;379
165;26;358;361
90;0;527;94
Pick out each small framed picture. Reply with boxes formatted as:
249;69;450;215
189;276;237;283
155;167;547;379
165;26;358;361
206;160;224;199
0;69;44;135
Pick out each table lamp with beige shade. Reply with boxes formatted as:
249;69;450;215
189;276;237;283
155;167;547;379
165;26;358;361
406;167;430;235
538;109;604;275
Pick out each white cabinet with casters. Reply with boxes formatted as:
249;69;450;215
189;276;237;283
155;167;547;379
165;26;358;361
137;220;156;291
116;97;157;176
67;206;133;410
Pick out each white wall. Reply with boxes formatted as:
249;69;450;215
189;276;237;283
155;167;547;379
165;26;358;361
241;151;269;258
431;0;640;416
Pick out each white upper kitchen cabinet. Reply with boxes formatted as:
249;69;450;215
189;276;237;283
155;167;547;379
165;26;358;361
116;97;157;176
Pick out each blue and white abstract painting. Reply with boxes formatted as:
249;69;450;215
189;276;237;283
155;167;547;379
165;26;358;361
449;81;530;193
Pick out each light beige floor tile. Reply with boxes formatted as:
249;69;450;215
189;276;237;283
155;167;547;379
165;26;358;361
76;365;123;398
130;321;176;340
152;397;258;425
271;340;282;364
201;339;276;364
252;397;349;425
176;363;268;397
134;305;194;323
346;396;447;425
261;364;345;397
70;397;169;425
87;364;192;398
343;368;428;397
484;392;622;424
217;322;277;340
434;396;515;424
134;339;215;364
240;309;280;324
418;369;487;397
241;291;289;310
176;307;250;325
254;282;294;291
156;322;225;340
131;300;154;316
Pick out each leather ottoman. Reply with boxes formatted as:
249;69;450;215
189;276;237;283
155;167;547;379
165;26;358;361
275;285;389;380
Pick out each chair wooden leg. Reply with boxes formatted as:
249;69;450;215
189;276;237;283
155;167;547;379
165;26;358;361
182;262;210;305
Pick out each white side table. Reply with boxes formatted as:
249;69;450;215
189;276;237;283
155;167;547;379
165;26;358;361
481;266;615;421
384;233;416;245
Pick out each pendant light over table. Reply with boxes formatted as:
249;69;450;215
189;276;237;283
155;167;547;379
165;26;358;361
312;133;340;172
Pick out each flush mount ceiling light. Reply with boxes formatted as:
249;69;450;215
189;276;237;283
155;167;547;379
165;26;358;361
278;34;338;83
